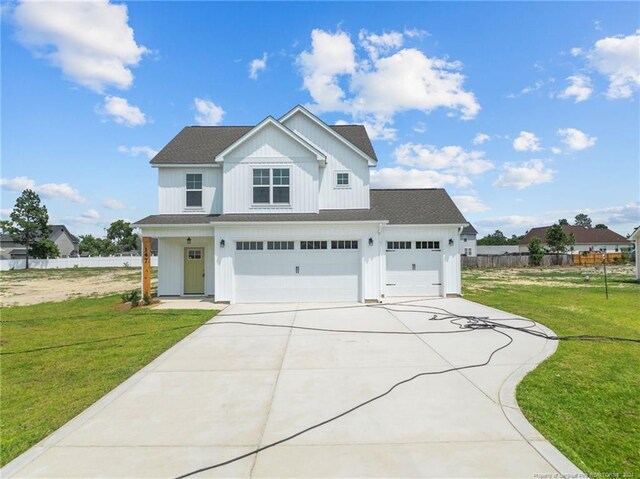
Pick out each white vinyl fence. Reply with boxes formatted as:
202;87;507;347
0;256;158;271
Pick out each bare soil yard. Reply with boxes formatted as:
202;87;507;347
463;264;636;292
0;268;157;306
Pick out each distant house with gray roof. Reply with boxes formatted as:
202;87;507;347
0;224;79;259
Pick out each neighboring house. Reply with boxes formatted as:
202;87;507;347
518;225;633;254
477;245;520;255
459;224;477;256
133;106;469;303
631;227;639;281
0;225;79;259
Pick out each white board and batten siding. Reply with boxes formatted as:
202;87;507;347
158;167;223;214
157;237;215;296
214;223;381;303
283;112;370;210
222;123;319;214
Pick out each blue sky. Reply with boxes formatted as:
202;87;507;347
2;1;639;237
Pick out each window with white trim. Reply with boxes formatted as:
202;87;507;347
335;171;350;187
252;168;290;204
186;173;203;208
300;241;327;250
464;247;472;256
387;241;411;250
236;241;264;251
331;240;358;250
267;241;294;250
416;241;440;250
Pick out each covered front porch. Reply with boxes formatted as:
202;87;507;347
139;225;216;299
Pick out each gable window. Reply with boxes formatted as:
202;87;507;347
186;173;203;208
253;168;290;204
335;171;350;188
387;241;411;250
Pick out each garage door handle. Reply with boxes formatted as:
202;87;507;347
386;283;396;286
296;266;300;274
432;283;442;285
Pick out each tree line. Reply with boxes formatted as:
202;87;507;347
1;189;138;268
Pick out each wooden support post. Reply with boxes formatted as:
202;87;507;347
142;236;151;298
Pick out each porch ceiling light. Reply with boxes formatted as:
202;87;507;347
187;237;192;245
449;238;454;246
220;239;225;248
368;237;374;246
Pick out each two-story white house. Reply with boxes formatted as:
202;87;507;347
133;106;469;303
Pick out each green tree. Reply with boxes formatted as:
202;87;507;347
558;218;569;226
528;237;544;266
1;190;51;268
595;223;608;229
477;230;508;246
106;220;137;253
79;234;116;257
30;238;60;259
507;234;524;245
546;224;576;263
574;213;592;228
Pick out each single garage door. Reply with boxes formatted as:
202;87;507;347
234;240;360;303
385;240;442;297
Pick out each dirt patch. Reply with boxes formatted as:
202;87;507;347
0;268;157;307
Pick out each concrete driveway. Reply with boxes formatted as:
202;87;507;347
3;298;581;478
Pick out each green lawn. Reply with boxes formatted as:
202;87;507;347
0;296;214;466
463;266;639;476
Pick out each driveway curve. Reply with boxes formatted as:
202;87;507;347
3;298;582;478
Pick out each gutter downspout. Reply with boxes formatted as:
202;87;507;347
378;222;384;302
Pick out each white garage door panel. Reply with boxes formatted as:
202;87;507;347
386;250;442;297
235;251;359;303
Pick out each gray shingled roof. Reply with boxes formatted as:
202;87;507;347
150;124;377;165
519;225;632;245
133;189;467;226
461;224;477;235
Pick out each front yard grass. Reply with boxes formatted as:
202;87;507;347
0;295;215;466
463;266;639;476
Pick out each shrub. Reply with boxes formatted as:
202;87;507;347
121;289;141;307
143;292;152;306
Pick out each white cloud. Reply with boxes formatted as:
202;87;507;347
557;128;597;150
0;176;36;191
193;98;225;126
493;159;555;189
475;215;541;235
570;48;583;57
473;133;490;145
13;0;147;93
65;209;102;225
513;131;542;152
118;145;158;159
36;183;86;203
297;29;356;112
558;75;593;102
370;167;470;189
587;30;640;99
508;80;544;98
0;208;12;218
99;96;146;127
586;202;640;226
394;143;494;175
452;195;490;213
413;122;427;134
1;176;85;203
404;28;429;39
297;28;479;139
551;147;562;155
102;198;126;210
358;29;404;59
249;52;268;80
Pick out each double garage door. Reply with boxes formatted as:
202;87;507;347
234;240;360;303
385;241;443;297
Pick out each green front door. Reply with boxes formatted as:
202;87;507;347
184;247;205;294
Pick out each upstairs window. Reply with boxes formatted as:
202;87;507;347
253;168;290;204
186;173;203;208
336;171;350;187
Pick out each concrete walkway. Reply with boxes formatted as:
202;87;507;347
3;298;582;478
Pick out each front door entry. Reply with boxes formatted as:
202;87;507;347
184;248;205;294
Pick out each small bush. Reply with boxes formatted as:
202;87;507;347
143;292;152;306
121;289;141;307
